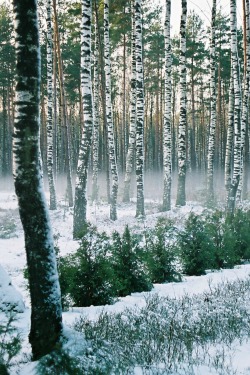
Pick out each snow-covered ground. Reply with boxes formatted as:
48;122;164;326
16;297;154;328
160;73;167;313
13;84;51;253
1;183;250;374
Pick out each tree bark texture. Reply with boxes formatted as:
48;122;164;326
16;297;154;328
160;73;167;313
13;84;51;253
12;0;62;360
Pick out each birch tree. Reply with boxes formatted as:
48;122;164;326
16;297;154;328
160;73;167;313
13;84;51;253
73;0;93;238
53;0;73;207
227;0;242;213
46;0;57;210
237;0;250;199
135;0;145;217
225;65;234;197
12;0;62;359
91;14;100;202
104;0;119;220
162;0;172;211
207;0;217;205
123;0;136;203
176;0;187;207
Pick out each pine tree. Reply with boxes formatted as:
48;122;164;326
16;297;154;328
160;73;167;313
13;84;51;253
12;0;62;359
176;0;187;207
135;0;145;217
73;0;93;238
46;0;57;210
104;0;119;220
207;0;217;205
162;0;172;211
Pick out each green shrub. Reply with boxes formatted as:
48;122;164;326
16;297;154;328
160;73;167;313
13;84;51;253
111;225;152;297
58;224;115;308
0;312;22;374
177;212;213;276
144;218;181;283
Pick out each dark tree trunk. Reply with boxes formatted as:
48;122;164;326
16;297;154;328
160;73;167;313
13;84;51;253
12;0;62;360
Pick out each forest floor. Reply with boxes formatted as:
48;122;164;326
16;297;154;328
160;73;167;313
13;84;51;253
1;178;250;374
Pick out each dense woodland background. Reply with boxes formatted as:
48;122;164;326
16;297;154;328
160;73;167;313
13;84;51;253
0;0;245;204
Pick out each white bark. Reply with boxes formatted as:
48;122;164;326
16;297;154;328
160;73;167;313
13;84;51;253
162;0;172;211
176;0;187;207
46;0;57;210
135;0;145;217
123;0;136;203
207;0;217;205
73;0;93;238
104;0;119;220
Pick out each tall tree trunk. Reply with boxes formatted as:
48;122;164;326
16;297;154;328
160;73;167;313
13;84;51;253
73;0;93;238
12;0;62;360
176;0;187;206
162;0;172;211
207;0;217;205
237;0;250;199
53;0;73;207
227;0;242;213
91;13;100;202
225;65;234;197
135;0;145;217
123;0;136;202
46;0;57;210
104;0;119;220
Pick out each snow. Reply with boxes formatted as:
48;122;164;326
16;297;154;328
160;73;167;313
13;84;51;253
1;185;250;374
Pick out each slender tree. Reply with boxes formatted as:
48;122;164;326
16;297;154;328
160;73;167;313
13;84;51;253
73;0;93;238
104;0;119;220
53;0;73;207
225;65;234;197
46;0;57;210
207;0;217;205
91;13;100;202
227;0;242;213
135;0;145;217
12;0;62;359
123;0;136;203
237;0;250;199
162;0;172;211
176;0;187;206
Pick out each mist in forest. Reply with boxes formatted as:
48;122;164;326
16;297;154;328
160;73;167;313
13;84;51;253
0;169;230;205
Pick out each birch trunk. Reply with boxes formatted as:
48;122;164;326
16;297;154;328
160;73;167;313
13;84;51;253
91;14;100;202
46;0;57;210
162;0;172;211
13;0;62;359
176;0;187;207
135;0;145;217
237;0;250;199
123;0;136;203
225;66;234;196
53;0;73;207
207;0;217;205
73;0;93;238
227;0;242;213
104;0;119;220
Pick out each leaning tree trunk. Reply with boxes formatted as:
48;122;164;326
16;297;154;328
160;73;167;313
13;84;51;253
135;0;145;217
91;13;100;202
123;0;136;203
73;0;93;238
207;0;217;206
12;0;62;360
176;0;187;207
237;0;250;200
162;0;172;211
227;0;242;214
104;0;119;220
46;0;57;210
